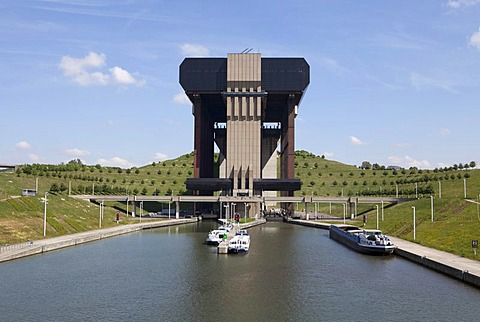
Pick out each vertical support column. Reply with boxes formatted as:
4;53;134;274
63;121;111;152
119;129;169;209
280;95;296;212
349;198;356;219
192;94;214;197
132;198;137;217
176;200;180;219
193;95;202;180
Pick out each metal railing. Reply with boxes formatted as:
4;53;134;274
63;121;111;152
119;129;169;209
0;241;34;253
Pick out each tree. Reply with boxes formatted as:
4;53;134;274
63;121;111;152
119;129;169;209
470;161;476;168
361;161;372;169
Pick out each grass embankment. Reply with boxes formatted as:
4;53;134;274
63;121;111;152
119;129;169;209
0;193;139;245
355;196;480;260
1;151;479;261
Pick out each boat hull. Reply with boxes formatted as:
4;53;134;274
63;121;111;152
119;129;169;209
329;225;395;255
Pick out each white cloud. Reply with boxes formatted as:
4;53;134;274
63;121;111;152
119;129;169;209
319;57;350;76
393;143;410;149
350;136;365;145
97;157;136;168
59;52;106;76
28;153;40;162
469;27;480;51
323;152;334;158
179;43;209;56
16;141;32;149
447;0;480;8
153;152;168;161
110;66;144;86
410;72;458;93
439;127;451;136
65;148;90;157
173;92;191;105
388;155;431;168
59;52;144;86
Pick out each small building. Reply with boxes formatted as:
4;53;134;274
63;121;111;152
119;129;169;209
22;189;37;197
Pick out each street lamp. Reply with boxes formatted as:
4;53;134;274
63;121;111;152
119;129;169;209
244;202;248;223
376;205;379;230
224;203;229;223
412;206;416;241
381;200;384;221
99;200;104;228
431;195;434;222
43;192;48;237
342;203;346;224
231;203;236;222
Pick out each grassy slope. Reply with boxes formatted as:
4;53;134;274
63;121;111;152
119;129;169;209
1;151;480;260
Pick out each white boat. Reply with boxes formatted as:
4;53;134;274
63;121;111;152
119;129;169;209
218;222;234;232
206;229;227;245
329;225;395;255
228;232;250;253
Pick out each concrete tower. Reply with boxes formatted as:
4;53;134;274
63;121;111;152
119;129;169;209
180;52;309;209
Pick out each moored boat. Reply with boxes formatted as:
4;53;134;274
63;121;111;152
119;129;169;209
206;229;227;245
228;232;250;253
218;222;234;232
329;225;395;255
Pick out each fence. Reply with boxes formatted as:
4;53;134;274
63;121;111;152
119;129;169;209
0;241;34;253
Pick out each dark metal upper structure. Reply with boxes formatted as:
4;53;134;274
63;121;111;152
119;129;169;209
180;55;309;199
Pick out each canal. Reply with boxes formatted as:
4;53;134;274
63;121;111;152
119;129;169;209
1;221;479;321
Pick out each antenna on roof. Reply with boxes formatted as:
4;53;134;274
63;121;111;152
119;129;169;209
240;48;253;54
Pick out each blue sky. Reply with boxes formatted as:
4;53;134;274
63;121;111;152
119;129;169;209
1;0;480;169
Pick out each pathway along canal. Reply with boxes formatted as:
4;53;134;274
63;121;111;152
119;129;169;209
1;221;479;321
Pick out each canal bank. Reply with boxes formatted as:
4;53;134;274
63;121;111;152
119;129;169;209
0;218;197;263
287;219;480;289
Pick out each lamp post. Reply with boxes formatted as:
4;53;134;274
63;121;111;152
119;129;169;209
431;195;434;222
244;202;248;224
381;200;384;221
224;203;229;223
376;205;379;230
415;183;418;199
220;201;223;220
464;178;467;198
43;192;48;237
412;206;416;241
99;200;104;228
438;181;442;199
342;203;346;224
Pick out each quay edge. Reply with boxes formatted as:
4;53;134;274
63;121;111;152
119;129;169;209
287;218;480;289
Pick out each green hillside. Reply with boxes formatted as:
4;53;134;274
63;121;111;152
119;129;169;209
1;151;480;260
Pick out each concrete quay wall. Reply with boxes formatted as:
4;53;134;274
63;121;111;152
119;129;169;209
288;219;480;289
393;248;466;282
0;218;197;263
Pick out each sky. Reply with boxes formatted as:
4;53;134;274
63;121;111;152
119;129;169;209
1;0;480;170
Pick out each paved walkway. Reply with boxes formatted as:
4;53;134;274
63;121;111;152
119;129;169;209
0;218;197;263
288;219;480;288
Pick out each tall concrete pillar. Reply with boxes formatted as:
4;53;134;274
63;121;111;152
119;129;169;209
193;95;214;196
225;53;262;197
